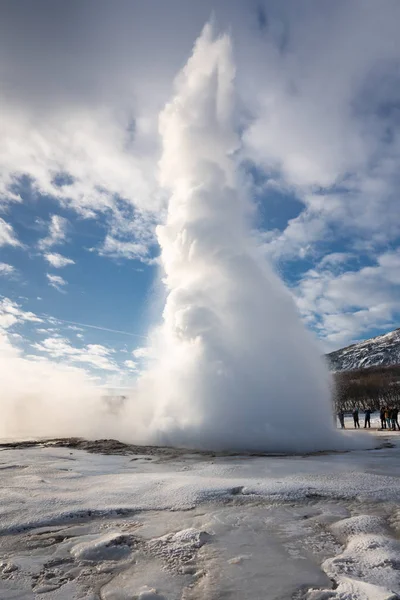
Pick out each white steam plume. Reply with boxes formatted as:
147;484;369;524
129;24;343;453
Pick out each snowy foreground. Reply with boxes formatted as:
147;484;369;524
1;434;400;600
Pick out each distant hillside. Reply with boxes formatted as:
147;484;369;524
327;328;400;371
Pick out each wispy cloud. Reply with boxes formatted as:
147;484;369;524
33;336;120;372
0;262;16;276
0;297;42;330
124;359;137;370
39;215;68;250
46;273;67;292
95;207;159;263
46;316;147;339
99;236;150;262
318;253;352;269
132;346;150;359
0;218;21;248
44;252;75;268
294;249;400;350
245;5;400;267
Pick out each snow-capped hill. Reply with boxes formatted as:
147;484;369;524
327;328;400;371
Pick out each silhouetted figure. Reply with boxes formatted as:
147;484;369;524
364;409;372;428
385;409;391;429
380;408;386;429
391;408;400;431
352;409;360;428
388;407;394;431
338;411;345;429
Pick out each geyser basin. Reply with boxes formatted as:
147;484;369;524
130;24;350;454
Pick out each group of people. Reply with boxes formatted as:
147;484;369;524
337;407;400;430
379;407;400;430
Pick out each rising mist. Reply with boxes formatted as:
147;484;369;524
127;25;343;453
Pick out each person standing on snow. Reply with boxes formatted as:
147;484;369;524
380;407;386;429
364;409;372;429
338;411;345;429
385;408;391;429
352;408;360;428
391;407;400;431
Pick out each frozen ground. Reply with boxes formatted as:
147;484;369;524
1;432;400;600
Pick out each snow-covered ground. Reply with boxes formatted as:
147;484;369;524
1;433;400;600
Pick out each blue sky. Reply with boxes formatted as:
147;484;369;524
1;0;400;386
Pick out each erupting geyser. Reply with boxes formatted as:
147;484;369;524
0;25;350;452
133;25;342;453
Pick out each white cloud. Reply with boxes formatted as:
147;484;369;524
1;2;399;270
260;209;327;261
0;108;162;215
46;273;67;292
124;359;137;370
95;208;159;262
33;336;120;372
0;1;399;351
0;4;252;263
294;249;400;350
0;218;21;248
0;105;162;262
45;316;145;339
244;4;400;186
0;297;42;330
132;346;150;359
238;3;400;264
99;236;149;262
39;215;68;250
44;252;75;268
318;253;352;269
0;262;15;276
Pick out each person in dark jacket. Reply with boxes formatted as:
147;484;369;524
380;407;386;429
389;408;394;430
364;409;372;428
352;408;360;428
391;407;400;431
338;411;345;429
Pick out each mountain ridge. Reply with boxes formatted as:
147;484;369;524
327;327;400;371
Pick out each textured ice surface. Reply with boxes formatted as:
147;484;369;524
0;433;400;599
70;532;135;562
318;516;400;599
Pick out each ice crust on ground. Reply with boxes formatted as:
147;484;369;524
305;514;400;599
70;532;134;562
0;433;400;599
0;438;399;535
